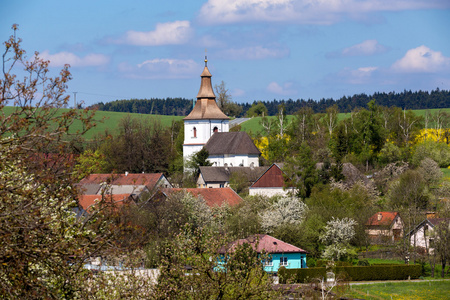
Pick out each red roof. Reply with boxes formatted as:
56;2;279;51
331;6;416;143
78;194;133;212
79;173;164;189
251;163;286;188
366;211;400;226
163;187;242;207
221;234;307;254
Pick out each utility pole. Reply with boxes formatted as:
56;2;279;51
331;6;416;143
73;92;77;109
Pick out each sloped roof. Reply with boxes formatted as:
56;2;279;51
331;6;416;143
163;187;242;207
79;173;165;190
366;211;400;227
78;194;133;212
199;166;268;183
220;234;307;254
204;132;260;155
250;163;287;188
184;62;229;120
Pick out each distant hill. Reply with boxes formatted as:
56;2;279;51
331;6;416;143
91;89;450;116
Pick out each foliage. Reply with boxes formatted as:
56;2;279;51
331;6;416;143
259;196;308;233
214;80;243;117
0;25;123;299
278;267;327;284
246;101;268;117
411;140;450;168
319;217;357;261
334;264;421;281
418;157;443;187
152;226;279;299
186;147;212;177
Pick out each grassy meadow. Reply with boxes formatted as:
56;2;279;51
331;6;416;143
341;280;450;300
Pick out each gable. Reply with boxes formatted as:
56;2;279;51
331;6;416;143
251;163;287;188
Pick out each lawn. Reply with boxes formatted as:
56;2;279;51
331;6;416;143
441;168;450;180
341;280;450;300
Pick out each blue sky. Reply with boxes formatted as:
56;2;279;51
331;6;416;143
2;0;450;106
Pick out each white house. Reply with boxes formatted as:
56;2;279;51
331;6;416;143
408;218;450;253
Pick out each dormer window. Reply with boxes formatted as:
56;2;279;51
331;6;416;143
193;127;197;138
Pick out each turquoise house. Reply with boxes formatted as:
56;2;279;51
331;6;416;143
222;234;307;273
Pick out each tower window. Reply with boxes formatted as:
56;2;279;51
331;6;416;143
213;126;218;133
193;127;197;138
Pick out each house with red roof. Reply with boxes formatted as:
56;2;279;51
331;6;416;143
365;212;404;243
78;173;172;198
220;234;307;273
161;187;243;207
78;194;135;213
248;163;294;197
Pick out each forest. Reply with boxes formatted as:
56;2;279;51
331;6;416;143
91;88;450;116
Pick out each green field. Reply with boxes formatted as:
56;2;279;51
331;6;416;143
341;280;450;300
1;107;184;140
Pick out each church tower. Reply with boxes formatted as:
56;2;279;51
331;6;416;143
183;57;229;164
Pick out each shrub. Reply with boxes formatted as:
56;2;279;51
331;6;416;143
278;267;327;284
334;265;421;281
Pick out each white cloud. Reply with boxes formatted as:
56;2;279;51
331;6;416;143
118;58;199;79
341;40;387;56
39;51;110;67
335;66;379;84
198;0;449;25
232;88;246;97
119;21;193;46
219;46;289;60
267;81;297;95
391;45;450;73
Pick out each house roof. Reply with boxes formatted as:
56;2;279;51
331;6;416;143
406;218;450;237
79;173;165;191
220;234;307;254
184;60;229;121
78;194;133;212
250;163;287;188
204;132;261;156
366;211;400;227
199;166;268;183
163;187;243;207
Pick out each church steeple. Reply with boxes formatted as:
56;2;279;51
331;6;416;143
196;55;216;99
184;57;229;120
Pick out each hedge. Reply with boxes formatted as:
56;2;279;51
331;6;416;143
279;265;421;283
278;267;327;284
334;265;421;281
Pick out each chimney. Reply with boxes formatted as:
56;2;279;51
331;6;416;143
377;213;382;221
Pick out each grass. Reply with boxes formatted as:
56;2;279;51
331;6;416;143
341;280;450;300
441;168;450;180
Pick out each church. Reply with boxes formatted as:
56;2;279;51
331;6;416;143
183;58;260;170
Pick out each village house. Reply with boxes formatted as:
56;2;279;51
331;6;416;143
365;211;404;244
407;218;450;253
78;172;172;199
249;163;294;197
197;165;268;188
220;234;307;273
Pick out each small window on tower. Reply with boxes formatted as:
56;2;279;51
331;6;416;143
193;127;197;138
213;126;218;133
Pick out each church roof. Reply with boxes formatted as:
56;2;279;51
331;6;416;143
204;132;261;156
184;58;229;120
199;166;268;183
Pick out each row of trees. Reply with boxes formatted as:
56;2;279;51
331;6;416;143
91;88;450;116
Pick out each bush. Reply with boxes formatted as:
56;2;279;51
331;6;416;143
334;265;421;281
357;259;370;266
278;267;327;284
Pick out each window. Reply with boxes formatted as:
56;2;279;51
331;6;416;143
213;126;218;133
280;257;288;266
193;127;197;138
263;258;273;266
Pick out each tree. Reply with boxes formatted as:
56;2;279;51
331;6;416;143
319;217;357;261
214;81;242;117
259;196;308;233
246;101;268;117
187;147;212;177
0;25;123;298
